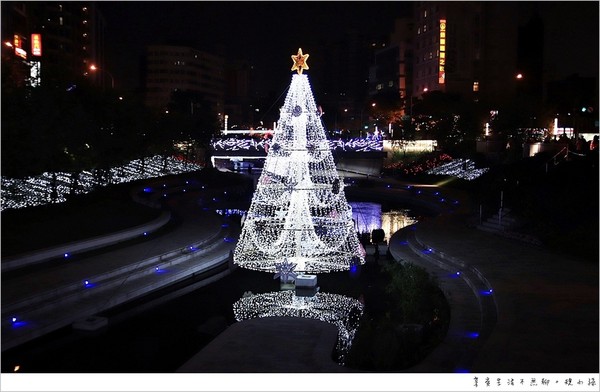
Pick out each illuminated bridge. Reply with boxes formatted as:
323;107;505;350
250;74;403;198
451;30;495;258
210;130;385;176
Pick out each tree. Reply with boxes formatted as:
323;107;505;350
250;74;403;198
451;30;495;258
233;71;365;273
412;91;486;152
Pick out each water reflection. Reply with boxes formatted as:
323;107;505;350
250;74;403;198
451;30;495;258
216;202;418;244
350;202;417;243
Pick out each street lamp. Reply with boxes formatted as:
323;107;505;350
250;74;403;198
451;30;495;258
89;64;114;89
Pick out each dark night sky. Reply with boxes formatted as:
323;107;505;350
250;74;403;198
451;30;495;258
97;1;411;92
96;1;599;93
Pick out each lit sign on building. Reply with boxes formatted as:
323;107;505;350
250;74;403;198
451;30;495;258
31;34;42;56
439;19;446;84
13;34;27;59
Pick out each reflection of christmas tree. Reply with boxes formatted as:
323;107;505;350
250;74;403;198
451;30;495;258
234;49;366;274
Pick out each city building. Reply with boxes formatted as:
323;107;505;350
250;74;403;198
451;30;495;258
411;1;522;106
367;2;556;121
1;1;105;88
143;44;225;115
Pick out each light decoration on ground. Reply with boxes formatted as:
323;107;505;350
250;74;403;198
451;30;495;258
0;155;203;211
232;290;363;364
426;159;489;180
233;51;365;274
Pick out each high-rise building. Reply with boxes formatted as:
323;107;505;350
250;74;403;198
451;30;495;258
411;1;524;106
144;44;225;114
1;2;105;88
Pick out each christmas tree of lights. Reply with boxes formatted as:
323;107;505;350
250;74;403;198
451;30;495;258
233;48;366;274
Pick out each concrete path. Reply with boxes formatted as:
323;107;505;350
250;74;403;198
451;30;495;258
388;181;598;373
2;191;239;351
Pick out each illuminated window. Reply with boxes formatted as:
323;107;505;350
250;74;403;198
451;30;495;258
424;10;427;18
423;24;427;32
59;17;63;25
417;27;421;35
388;80;394;87
429;52;433;59
473;81;479;92
376;83;383;90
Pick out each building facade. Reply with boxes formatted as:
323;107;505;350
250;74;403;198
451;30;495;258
1;1;105;88
411;1;522;106
144;44;225;114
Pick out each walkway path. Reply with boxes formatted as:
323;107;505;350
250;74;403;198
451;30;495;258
385;179;598;373
2;189;239;351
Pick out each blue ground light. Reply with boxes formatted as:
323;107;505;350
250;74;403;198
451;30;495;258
154;267;167;274
422;247;433;254
11;317;27;328
83;280;95;288
480;289;493;296
223;237;235;243
466;331;480;339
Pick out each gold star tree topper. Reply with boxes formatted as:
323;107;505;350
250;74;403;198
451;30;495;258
291;48;309;74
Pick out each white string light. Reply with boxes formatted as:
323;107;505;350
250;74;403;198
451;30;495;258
233;74;366;273
1;156;203;211
426;158;489;180
233;290;364;364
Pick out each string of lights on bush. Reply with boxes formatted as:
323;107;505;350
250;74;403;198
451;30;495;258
1;155;203;211
233;72;366;273
233;290;364;365
426;158;489;180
